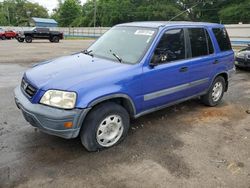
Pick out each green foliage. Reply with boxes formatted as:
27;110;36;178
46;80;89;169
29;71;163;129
0;0;48;26
57;0;82;27
219;1;250;24
1;0;250;27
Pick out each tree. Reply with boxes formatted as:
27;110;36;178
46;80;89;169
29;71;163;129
0;0;49;26
58;0;82;27
219;1;250;24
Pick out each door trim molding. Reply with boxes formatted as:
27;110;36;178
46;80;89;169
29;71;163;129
144;78;209;101
136;91;207;118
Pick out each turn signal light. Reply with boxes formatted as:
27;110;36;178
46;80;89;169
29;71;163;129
64;122;73;128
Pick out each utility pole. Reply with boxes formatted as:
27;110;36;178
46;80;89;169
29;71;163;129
93;0;97;36
7;6;10;25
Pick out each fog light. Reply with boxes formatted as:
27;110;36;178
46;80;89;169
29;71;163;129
64;122;73;128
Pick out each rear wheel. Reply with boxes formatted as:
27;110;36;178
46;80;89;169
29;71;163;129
2;35;6;40
25;36;32;43
201;76;226;106
80;102;130;151
52;36;60;43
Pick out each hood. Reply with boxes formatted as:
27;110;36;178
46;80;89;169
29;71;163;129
24;53;131;91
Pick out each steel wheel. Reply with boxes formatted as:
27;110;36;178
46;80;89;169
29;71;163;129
96;115;124;147
212;82;223;102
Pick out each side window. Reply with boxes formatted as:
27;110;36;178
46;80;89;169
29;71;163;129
153;29;185;63
205;30;214;54
188;28;208;58
212;28;232;52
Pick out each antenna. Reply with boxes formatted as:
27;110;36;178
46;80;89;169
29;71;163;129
168;2;205;22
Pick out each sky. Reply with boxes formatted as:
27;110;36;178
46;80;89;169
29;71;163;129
20;0;87;13
29;0;87;13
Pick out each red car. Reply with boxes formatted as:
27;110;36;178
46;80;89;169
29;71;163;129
0;28;17;40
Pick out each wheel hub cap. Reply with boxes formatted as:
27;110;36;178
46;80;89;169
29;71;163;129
96;115;123;147
212;82;223;102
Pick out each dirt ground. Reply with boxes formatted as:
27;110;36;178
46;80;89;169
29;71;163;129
0;40;249;188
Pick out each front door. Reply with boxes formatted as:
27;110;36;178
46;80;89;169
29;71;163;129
142;28;191;111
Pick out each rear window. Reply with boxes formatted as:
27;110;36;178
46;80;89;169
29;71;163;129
212;28;232;52
188;28;209;58
36;28;49;32
205;30;214;54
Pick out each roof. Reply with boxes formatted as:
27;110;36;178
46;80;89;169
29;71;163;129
31;17;57;24
117;21;222;28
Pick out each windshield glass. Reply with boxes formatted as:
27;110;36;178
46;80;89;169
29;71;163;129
240;47;250;52
88;26;157;64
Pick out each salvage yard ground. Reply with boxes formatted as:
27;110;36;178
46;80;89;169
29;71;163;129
0;40;249;188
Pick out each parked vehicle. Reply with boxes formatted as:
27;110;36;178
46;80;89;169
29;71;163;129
0;28;17;40
16;27;63;43
235;44;250;69
14;22;235;151
0;28;4;39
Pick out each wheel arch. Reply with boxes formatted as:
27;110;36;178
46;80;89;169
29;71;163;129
88;94;137;118
214;72;229;91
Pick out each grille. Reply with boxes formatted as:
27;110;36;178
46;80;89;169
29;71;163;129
21;78;37;98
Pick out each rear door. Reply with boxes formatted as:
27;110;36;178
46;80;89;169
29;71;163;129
183;27;216;96
36;28;50;39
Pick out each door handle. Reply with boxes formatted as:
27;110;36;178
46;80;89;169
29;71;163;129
179;67;188;72
213;60;219;64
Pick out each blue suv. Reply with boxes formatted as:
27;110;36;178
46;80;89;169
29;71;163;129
14;22;235;151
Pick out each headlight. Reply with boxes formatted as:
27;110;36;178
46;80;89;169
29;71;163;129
237;52;245;58
40;90;77;109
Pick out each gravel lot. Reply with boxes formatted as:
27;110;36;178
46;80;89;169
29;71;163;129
0;40;250;188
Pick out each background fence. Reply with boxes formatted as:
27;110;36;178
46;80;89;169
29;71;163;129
1;24;250;46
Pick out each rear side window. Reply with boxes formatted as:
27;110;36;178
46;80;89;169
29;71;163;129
37;28;49;32
205;30;214;54
212;28;232;51
188;28;209;58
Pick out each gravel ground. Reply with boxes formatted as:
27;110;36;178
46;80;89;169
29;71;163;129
0;40;249;188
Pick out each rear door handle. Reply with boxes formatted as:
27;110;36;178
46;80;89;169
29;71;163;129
179;67;188;72
213;60;219;64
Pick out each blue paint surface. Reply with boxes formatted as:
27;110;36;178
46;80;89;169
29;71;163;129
22;22;235;115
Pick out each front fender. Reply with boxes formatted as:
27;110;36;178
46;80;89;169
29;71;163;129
76;85;138;114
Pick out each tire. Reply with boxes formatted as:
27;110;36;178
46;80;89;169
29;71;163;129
80;102;130;152
2;35;6;40
49;38;53;42
17;38;24;43
201;76;226;107
52;36;59;43
25;36;32;43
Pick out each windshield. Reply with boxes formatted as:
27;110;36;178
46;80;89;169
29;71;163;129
88;26;157;64
240;47;250;52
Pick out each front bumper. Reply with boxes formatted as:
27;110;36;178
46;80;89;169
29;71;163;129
14;86;90;139
235;58;250;68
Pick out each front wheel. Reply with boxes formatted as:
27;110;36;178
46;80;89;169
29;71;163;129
201;76;226;107
80;102;130;151
17;38;24;43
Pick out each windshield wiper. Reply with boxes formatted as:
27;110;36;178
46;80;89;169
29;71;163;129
109;49;123;63
81;49;94;57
